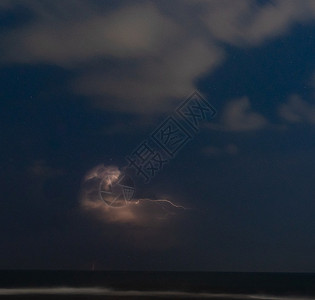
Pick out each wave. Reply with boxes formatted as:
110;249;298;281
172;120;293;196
0;287;314;299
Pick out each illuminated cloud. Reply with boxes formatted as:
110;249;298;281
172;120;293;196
79;164;187;249
80;165;185;227
209;97;268;131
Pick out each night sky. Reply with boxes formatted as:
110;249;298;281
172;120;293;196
1;0;315;272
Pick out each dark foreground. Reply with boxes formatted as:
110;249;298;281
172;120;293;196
0;271;315;299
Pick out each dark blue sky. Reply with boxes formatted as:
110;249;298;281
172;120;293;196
1;0;315;271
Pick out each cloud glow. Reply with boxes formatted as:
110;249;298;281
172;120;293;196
80;165;186;226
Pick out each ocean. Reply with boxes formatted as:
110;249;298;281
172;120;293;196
0;271;314;299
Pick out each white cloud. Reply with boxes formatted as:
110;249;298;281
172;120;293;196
2;2;180;65
209;97;268;131
1;1;224;113
279;95;315;124
74;39;224;113
201;0;315;46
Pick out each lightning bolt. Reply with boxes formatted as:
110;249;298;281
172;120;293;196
143;199;187;210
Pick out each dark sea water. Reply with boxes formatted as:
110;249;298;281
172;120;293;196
0;271;314;299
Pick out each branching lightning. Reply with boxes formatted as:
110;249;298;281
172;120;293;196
141;199;187;210
81;164;187;225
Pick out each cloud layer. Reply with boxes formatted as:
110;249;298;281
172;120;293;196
2;0;315;113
